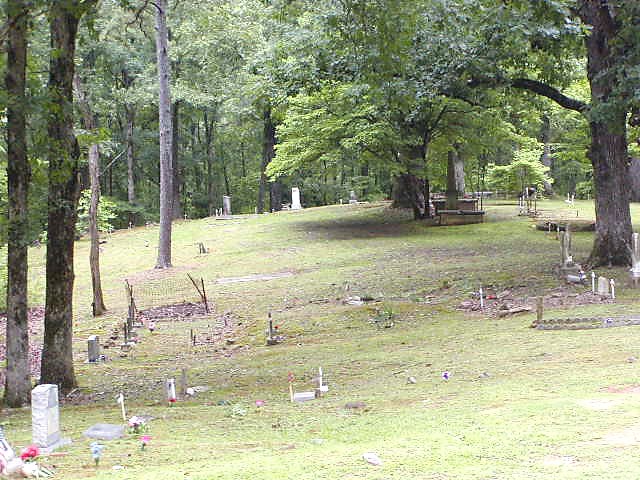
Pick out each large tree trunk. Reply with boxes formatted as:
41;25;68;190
270;182;283;212
392;173;426;219
581;1;632;266
125;104;136;204
171;101;182;220
446;146;464;209
154;0;173;268
203;110;215;215
4;0;31;407
42;0;95;390
74;74;107;316
539;114;555;195
258;106;275;214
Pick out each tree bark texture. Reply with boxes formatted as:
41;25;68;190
73;74;107;316
155;0;173;268
42;0;96;390
171;101;182;220
258;106;275;214
203;110;215;215
4;0;31;407
581;1;632;266
446;146;464;209
539;114;554;195
125;104;136;204
392;173;426;220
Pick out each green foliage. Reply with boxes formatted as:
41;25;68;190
487;149;552;193
75;190;118;235
575;180;594;199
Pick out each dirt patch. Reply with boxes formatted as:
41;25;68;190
216;271;295;284
577;398;622;410
599;424;640;446
458;284;612;317
0;306;44;384
137;301;209;322
542;455;578;467
605;385;640;394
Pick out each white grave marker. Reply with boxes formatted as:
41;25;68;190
291;187;302;210
32;384;70;453
597;276;609;296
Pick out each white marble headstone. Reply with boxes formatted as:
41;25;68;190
291;188;302;210
597;276;609;296
31;384;69;452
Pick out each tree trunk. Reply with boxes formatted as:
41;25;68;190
539;114;554;195
42;0;95;390
154;0;173;268
73;74;107;316
392;173;426;219
203;110;215;215
270;181;283;212
258;106;275;214
125;104;136;204
171;101;182;220
581;1;632;266
4;0;31;407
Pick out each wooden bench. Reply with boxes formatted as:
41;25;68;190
437;210;485;226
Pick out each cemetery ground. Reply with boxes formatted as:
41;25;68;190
4;200;640;479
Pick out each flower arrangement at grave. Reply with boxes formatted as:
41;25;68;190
442;371;451;380
19;445;39;462
90;442;104;467
140;435;152;451
127;416;148;434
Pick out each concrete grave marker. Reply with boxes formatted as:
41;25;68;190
631;232;640;279
88;335;100;363
349;190;358;204
597;276;609;296
222;195;232;216
83;424;125;441
291;187;302;210
31;384;70;453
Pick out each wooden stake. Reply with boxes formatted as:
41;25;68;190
536;297;543;323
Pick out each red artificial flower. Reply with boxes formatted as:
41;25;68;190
168;397;177;403
274;325;279;330
287;372;294;383
20;445;39;461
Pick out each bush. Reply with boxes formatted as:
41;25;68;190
575;180;594;199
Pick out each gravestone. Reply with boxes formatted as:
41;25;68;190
222;195;232;216
631;232;640;278
83;424;124;441
291;188;302;210
88;335;100;363
349;190;358;204
597;276;609;296
32;384;70;453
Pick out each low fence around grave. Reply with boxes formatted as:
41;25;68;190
125;274;208;312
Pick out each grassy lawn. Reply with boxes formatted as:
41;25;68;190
2;198;640;479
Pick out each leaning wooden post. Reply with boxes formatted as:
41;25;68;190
536;297;544;323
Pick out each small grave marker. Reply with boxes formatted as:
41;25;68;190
88;335;100;363
116;392;127;421
222;195;232;216
597;276;609;296
591;271;596;294
166;379;177;404
610;279;616;300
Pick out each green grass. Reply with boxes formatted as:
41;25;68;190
3;199;640;479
